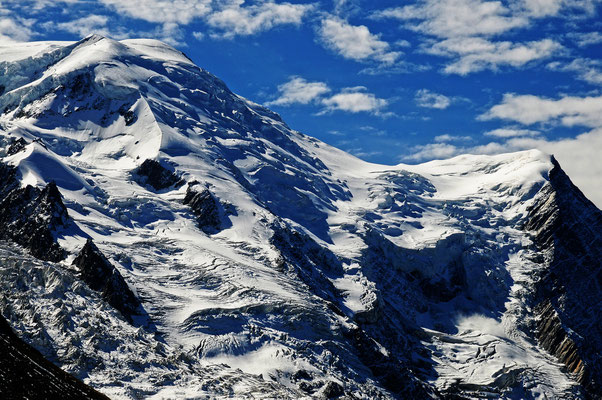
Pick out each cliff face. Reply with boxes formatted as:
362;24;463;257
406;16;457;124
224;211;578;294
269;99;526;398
0;315;109;400
72;239;143;322
525;157;602;397
0;161;68;262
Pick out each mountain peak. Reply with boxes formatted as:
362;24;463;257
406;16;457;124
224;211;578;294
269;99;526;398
79;33;109;44
0;37;599;399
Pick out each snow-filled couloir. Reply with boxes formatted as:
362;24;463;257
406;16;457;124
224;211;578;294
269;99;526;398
0;35;600;399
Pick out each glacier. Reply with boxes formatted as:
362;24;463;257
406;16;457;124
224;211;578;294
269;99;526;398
0;35;600;399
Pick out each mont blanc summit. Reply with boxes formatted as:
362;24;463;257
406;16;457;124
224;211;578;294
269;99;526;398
0;35;600;399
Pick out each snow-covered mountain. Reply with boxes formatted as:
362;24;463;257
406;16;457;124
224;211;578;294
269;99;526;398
0;35;600;399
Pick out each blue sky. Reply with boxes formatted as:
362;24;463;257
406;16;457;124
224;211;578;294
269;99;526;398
1;0;601;206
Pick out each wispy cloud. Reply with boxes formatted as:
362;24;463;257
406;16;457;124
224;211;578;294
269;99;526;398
50;15;112;38
480;93;602;127
266;76;331;106
318;16;401;64
332;0;361;17
405;142;460;160
94;0;313;42
100;0;212;25
484;127;541;138
548;58;602;85
372;0;565;75
0;13;34;44
321;86;388;114
567;31;602;47
268;77;389;115
347;148;383;158
415;89;452;109
430;37;561;74
373;0;528;39
43;12;187;45
207;2;314;39
434;133;472;142
521;0;564;17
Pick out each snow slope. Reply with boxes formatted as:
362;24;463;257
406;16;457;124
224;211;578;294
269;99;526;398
0;35;599;399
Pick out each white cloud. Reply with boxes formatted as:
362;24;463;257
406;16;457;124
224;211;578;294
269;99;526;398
0;16;34;44
266;77;388;115
395;39;412;48
15;0;81;11
207;2;314;38
568;31;602;47
484;127;541;137
373;0;528;39
360;61;430;75
266;76;331;106
100;0;212;25
8;1;314;43
404;128;602;208
318;17;401;64
548;58;602;85
321;87;388;114
53;15;112;38
375;0;600;35
521;0;564;17
405;142;460;160
45;12;188;45
51;0;210;45
481;93;602;127
430;37;561;74
373;0;566;75
332;0;361;17
415;89;452;109
358;125;387;136
347;148;383;158
434;134;472;142
564;0;602;14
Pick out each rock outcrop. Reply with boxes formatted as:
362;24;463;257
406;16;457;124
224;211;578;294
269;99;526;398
6;137;27;156
525;157;602;397
0;162;68;262
72;239;142;321
133;159;183;191
535;301;587;381
183;182;227;234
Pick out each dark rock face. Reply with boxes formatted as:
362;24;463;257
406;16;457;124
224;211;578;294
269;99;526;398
343;326;438;399
0;162;19;197
321;380;344;398
270;223;344;306
133;159;183;191
525;157;602;396
0;315;109;400
6;137;27;156
535;301;586;381
118;104;136;126
183;182;224;234
0;162;68;262
72;239;142;321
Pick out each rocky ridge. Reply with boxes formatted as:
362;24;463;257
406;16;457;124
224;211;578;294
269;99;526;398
0;313;109;400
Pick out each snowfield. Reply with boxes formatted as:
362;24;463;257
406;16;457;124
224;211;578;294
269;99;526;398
0;35;599;399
